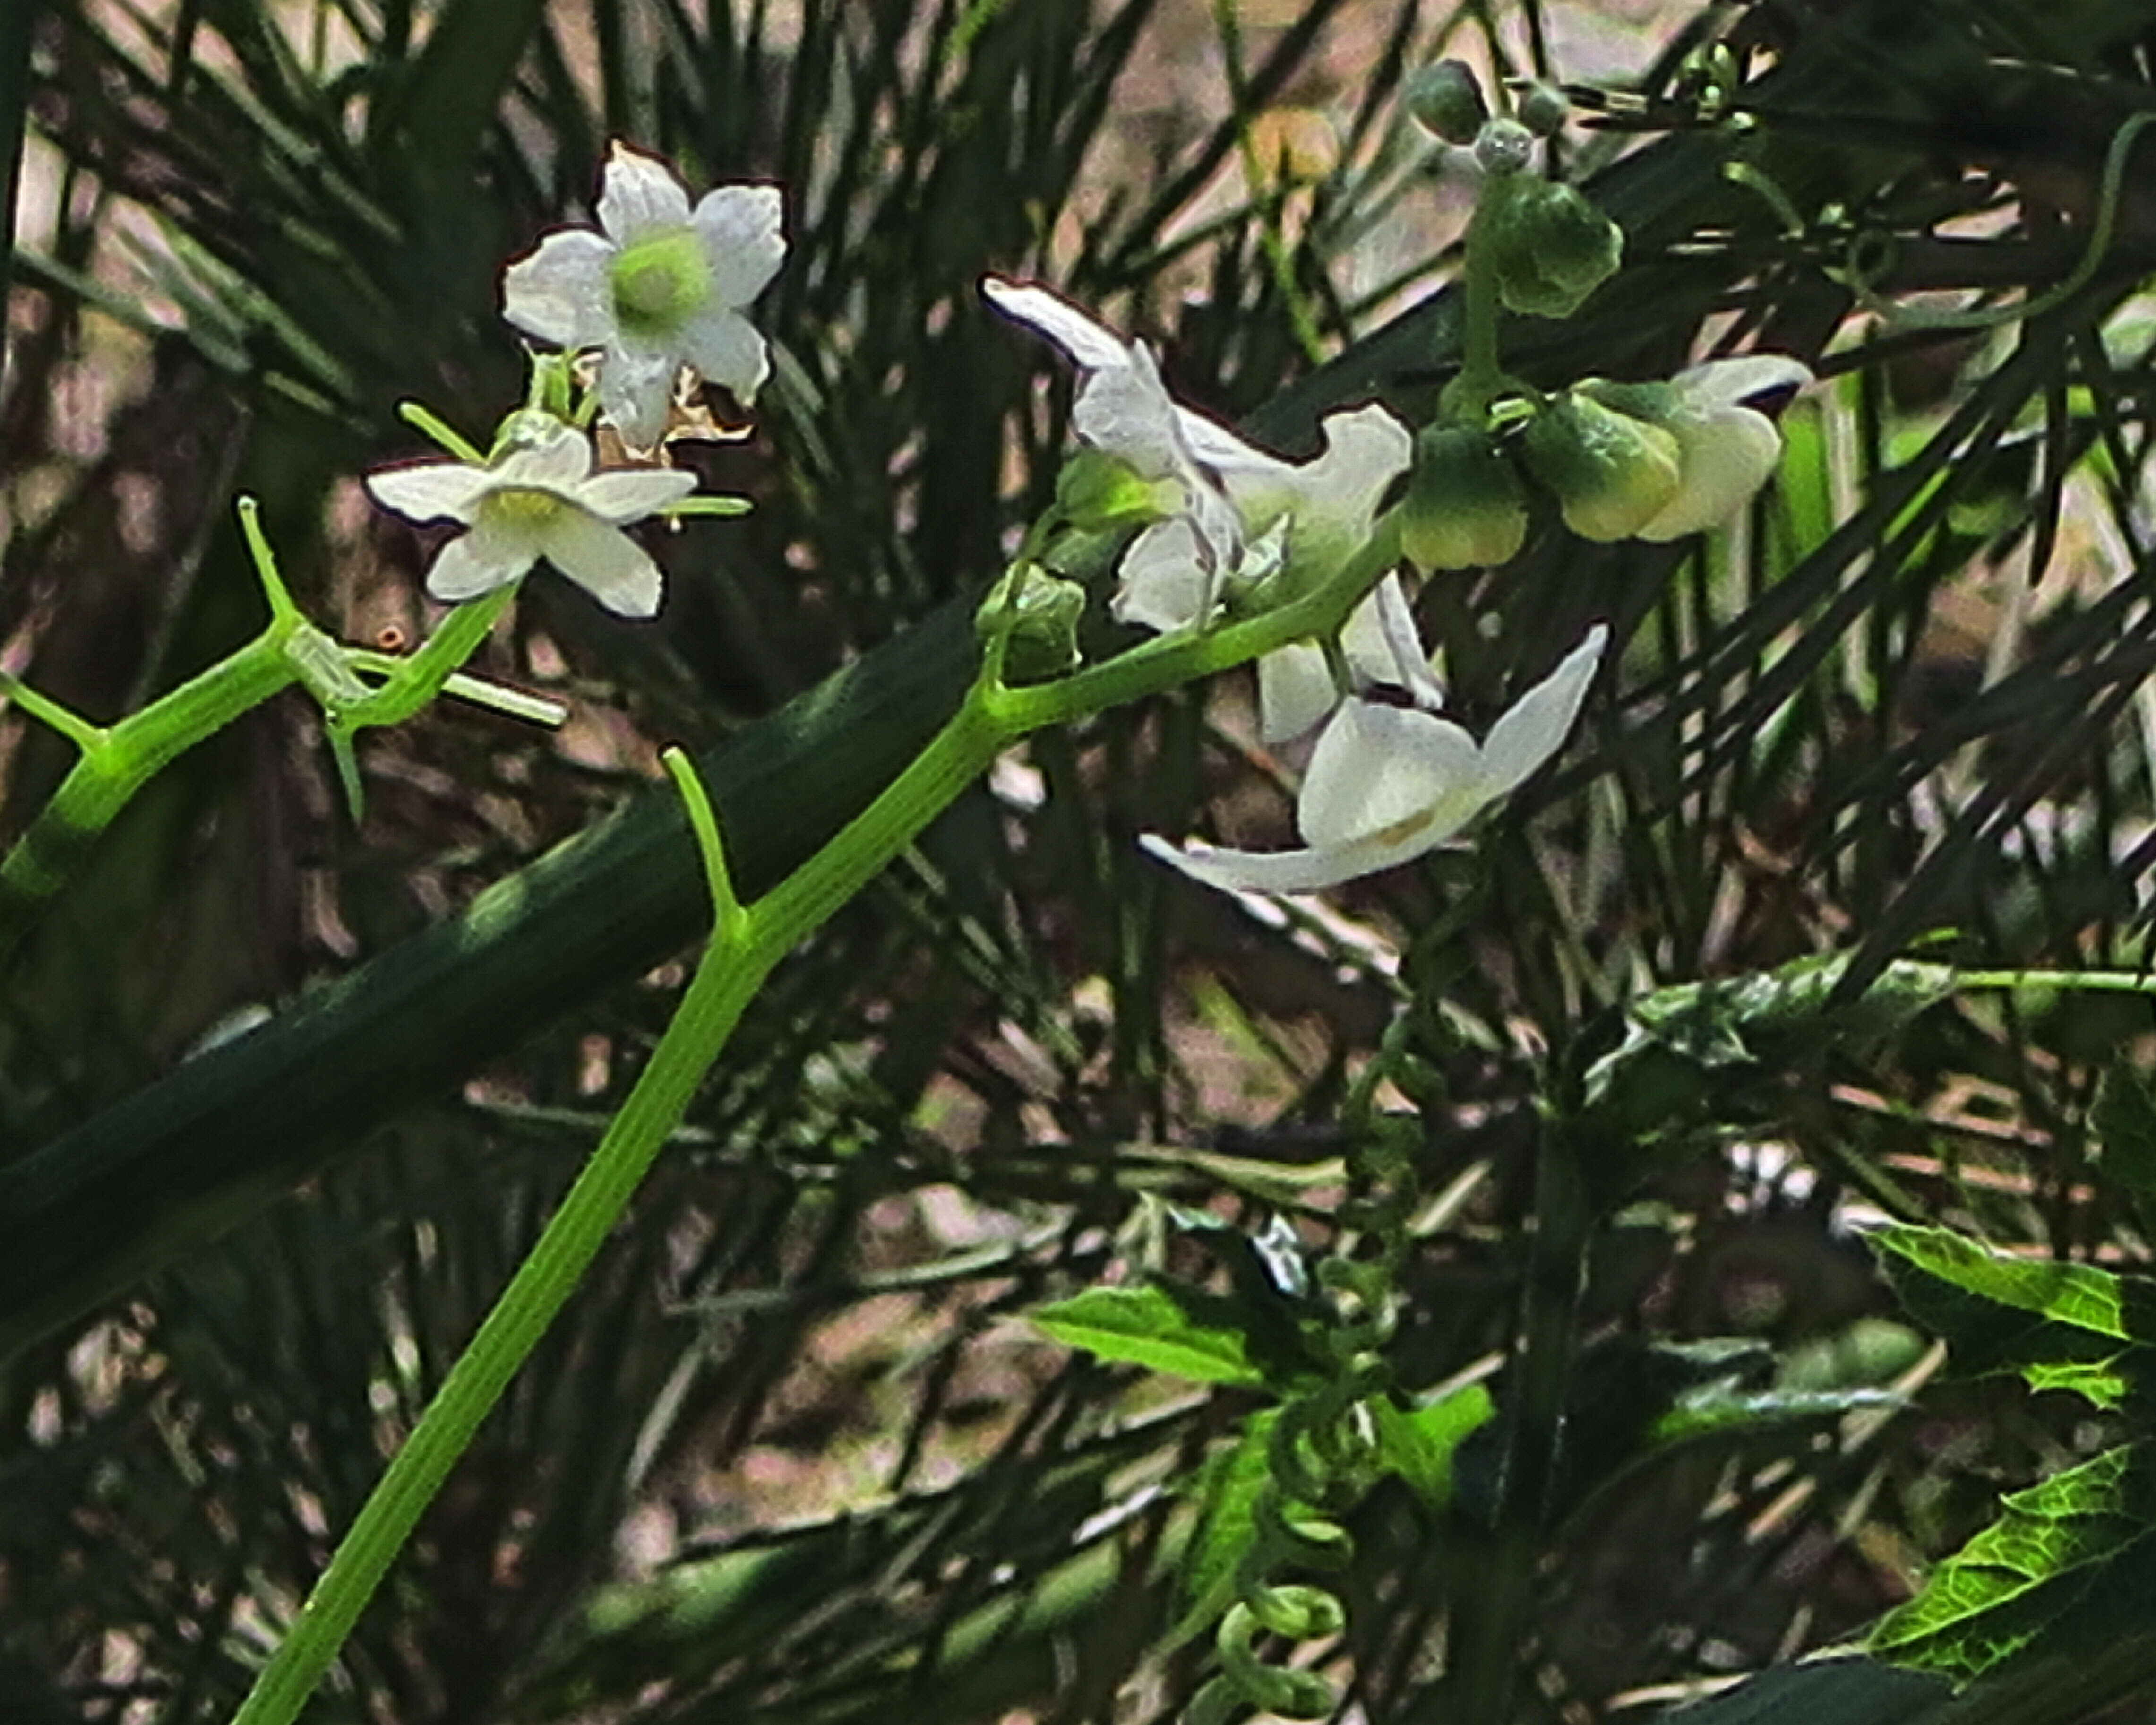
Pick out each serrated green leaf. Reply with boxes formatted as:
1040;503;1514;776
1869;1443;2156;1682
1870;1225;2156;1347
2021;1358;2131;1409
1173;1408;1281;1643
1029;1283;1266;1387
1371;1384;1495;1511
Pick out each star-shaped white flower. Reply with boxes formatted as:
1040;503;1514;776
1144;620;1609;895
1621;355;1812;542
365;414;697;617
502;142;785;449
982;276;1412;740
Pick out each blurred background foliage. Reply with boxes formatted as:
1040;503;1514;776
8;0;2156;1720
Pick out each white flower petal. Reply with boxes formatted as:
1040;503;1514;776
493;417;596;492
573;466;700;525
1258;643;1340;744
597;343;684;450
500;229;616;349
1113;519;1212;633
1178;406;1297;497
541;508;665;617
597;143;692;243
1477;624;1607;796
1363;574;1439;707
365;461;495;526
692;182;786;310
1675;354;1812;409
1071;343;1186;484
1297;405;1414;541
1299;699;1483;852
1142;828;1443;895
1635;407;1783;541
980;276;1133;371
425;524;535;604
676;303;771;404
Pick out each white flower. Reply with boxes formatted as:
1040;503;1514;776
982;276;1244;572
982;276;1412;740
1614;355;1812;542
365;414;696;618
502;142;785;449
1144;621;1609;895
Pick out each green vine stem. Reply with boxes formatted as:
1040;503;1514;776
227;514;1412;1725
0;503;533;963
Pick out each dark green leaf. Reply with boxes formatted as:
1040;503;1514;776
1871;1225;2156;1353
2093;1062;2156;1227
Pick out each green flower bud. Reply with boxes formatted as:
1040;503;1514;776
1523;391;1682;542
1484;179;1623;319
980;562;1089;682
1405;60;1489;146
1517;81;1570;137
1400;424;1529;571
1053;448;1176;531
1474;117;1536;177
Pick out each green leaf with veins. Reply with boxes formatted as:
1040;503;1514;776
1870;1443;2156;1682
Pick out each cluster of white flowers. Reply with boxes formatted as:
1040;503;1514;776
367;144;783;619
984;279;1415;745
362;139;1809;898
988;279;1809;896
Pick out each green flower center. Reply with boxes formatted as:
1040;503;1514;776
479;486;571;535
609;228;711;336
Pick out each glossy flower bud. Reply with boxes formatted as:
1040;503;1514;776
1517;81;1569;137
1523;390;1682;542
1474;118;1535;178
1406;60;1489;146
1485;179;1623;318
981;562;1088;681
1400;424;1529;571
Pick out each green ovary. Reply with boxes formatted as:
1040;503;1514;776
479;487;572;539
609;228;710;335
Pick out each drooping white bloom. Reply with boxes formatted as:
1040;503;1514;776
1624;355;1812;542
502;142;785;449
365;414;696;618
1145;621;1609;895
981;276;1412;740
982;277;1244;572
